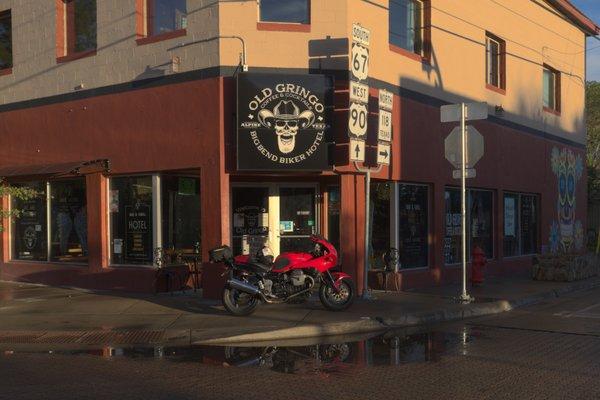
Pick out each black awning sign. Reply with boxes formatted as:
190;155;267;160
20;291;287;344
237;73;333;171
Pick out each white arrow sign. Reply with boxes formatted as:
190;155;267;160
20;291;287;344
377;142;390;165
350;139;365;162
444;125;485;169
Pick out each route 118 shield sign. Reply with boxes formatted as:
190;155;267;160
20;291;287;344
237;73;334;171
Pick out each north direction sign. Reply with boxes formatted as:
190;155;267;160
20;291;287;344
378;110;392;142
378;89;394;111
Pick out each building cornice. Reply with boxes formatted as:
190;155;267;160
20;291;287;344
546;0;600;36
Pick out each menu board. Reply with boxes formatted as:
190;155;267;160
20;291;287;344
125;204;152;262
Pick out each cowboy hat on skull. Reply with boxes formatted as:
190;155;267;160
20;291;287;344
258;100;315;154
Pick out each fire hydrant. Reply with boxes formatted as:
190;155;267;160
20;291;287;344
471;245;487;286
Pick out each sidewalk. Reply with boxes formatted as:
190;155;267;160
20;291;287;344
0;276;598;347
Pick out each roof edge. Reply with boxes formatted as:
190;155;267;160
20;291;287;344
546;0;600;36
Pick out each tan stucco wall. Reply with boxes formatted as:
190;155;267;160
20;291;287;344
0;0;219;105
0;0;589;144
220;0;588;144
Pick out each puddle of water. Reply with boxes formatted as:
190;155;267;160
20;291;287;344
0;327;486;375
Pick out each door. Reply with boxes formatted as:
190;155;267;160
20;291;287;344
231;187;270;256
278;187;317;253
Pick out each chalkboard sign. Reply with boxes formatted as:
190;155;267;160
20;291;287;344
125;204;152;262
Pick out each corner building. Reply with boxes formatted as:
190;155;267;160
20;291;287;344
0;0;597;294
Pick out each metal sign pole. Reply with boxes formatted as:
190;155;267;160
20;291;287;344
460;103;472;303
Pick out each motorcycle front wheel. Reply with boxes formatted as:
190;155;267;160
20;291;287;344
222;287;259;316
319;278;355;311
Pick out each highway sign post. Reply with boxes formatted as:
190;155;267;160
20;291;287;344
442;102;488;303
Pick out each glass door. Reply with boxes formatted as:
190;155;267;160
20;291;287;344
231;187;270;256
278;187;317;253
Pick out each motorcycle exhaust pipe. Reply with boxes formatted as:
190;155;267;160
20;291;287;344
227;278;260;296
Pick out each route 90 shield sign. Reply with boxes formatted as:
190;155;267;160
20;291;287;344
237;73;334;171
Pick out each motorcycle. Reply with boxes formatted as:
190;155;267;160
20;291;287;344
209;235;355;316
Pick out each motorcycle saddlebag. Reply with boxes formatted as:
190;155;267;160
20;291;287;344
209;245;233;263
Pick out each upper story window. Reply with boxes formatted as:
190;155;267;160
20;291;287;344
136;0;188;45
56;0;97;62
543;65;561;114
486;33;506;93
259;0;310;24
0;10;12;72
389;0;424;56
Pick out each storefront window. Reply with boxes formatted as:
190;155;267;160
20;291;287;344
398;184;429;268
327;186;340;252
161;176;201;252
49;179;87;263
444;188;494;264
109;176;153;265
11;182;47;261
504;193;539;256
370;182;391;269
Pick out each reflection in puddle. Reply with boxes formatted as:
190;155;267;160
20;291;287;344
1;327;485;375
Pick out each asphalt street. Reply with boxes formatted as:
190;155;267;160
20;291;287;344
1;286;600;400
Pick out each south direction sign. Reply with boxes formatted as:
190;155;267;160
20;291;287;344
444;125;485;169
377;142;391;165
349;139;366;162
352;24;371;47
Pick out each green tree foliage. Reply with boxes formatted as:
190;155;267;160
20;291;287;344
587;81;600;202
0;180;37;232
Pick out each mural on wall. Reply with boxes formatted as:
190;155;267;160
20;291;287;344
549;147;584;253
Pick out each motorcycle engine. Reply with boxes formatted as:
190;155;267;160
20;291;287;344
289;270;306;286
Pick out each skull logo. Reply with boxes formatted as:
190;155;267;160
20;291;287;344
258;100;315;154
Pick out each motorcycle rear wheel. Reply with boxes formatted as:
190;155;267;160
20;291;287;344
222;287;259;316
319;279;355;311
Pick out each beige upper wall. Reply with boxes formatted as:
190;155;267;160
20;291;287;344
0;0;219;105
0;0;590;144
220;0;589;144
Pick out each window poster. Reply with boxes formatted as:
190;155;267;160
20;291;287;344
398;184;429;268
125;204;152;262
12;185;47;261
504;196;516;237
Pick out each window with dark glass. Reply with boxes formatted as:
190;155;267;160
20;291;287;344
147;0;187;36
444;188;494;264
71;0;97;53
161;176;200;252
0;10;12;70
398;184;429;269
543;65;560;112
370;182;391;269
503;193;539;257
486;33;505;90
231;187;269;256
389;0;424;55
11;182;47;261
49;179;87;263
327;186;340;252
259;0;310;24
109;176;153;265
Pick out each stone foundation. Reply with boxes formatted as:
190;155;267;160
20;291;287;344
532;253;600;282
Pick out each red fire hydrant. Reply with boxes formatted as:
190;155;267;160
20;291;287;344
471;245;487;286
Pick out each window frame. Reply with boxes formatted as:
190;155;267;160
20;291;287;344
56;0;97;63
543;64;561;115
135;0;188;46
443;187;495;265
388;0;431;63
9;179;88;266
503;192;540;258
485;32;506;94
257;0;312;32
0;9;13;75
108;173;201;268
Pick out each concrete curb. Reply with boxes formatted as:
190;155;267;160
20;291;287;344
194;278;600;345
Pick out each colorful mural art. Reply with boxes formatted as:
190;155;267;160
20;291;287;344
549;147;584;253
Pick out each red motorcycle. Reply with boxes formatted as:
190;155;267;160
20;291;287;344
209;235;355;316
